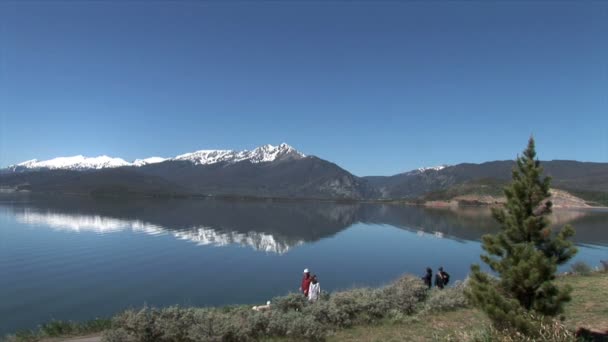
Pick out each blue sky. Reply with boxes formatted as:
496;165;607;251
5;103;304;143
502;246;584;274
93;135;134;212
1;1;606;176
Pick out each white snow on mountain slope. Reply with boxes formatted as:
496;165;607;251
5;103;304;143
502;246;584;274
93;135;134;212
417;165;448;172
400;165;449;175
133;157;167;166
12;155;131;171
6;143;305;171
174;143;305;165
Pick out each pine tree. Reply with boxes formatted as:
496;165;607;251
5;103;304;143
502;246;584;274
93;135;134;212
466;137;577;334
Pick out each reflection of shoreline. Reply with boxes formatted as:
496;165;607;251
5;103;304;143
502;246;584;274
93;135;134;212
4;196;607;249
15;210;301;254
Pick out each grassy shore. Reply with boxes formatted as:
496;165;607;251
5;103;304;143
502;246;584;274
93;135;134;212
328;273;608;342
3;272;606;342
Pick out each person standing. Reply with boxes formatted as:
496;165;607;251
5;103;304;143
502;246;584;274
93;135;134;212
308;275;321;302
435;266;450;289
301;268;312;297
422;267;433;289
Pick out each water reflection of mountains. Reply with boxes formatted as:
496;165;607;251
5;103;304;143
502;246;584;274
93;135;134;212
2;195;606;253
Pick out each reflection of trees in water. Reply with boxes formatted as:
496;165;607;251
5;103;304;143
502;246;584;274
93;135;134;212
357;205;499;242
1;194;606;250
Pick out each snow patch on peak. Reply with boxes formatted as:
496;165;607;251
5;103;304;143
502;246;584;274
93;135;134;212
133;157;167;166
11;155;131;171
402;165;449;175
16;159;39;167
417;165;448;172
174;149;238;165
246;143;305;163
172;143;305;166
6;143;306;171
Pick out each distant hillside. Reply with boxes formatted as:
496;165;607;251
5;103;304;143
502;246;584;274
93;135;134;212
364;160;608;205
135;156;377;199
0;159;374;199
0;168;190;197
1;144;378;199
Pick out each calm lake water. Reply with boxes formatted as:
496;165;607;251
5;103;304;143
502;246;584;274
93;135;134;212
1;194;607;335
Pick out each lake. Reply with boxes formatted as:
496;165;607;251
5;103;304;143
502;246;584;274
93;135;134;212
1;193;607;336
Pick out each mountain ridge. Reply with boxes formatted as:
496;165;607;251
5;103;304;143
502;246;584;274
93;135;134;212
2;144;607;204
6;143;305;172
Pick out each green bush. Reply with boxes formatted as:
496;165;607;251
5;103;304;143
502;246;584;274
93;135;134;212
101;328;133;342
324;288;391;327
272;292;308;313
66;274;436;342
380;275;428;314
266;310;327;340
422;281;469;313
188;309;248;341
570;261;592;276
155;306;197;341
111;307;164;342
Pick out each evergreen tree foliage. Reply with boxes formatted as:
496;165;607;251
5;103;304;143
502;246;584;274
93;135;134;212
466;137;577;334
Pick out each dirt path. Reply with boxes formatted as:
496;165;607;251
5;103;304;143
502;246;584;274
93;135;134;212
46;336;101;342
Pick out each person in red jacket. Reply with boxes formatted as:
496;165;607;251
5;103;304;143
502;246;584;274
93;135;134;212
301;268;312;297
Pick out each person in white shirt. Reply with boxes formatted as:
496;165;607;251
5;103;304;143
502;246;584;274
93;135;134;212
308;275;321;302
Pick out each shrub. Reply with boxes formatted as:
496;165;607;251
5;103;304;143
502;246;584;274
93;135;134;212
65;274;443;342
600;260;608;272
187;308;235;342
111;307;164;342
272;292;308;313
325;288;391;327
266;310;327;340
380;275;428;314
422;281;469;313
570;261;592;276
155;306;196;342
102;328;133;342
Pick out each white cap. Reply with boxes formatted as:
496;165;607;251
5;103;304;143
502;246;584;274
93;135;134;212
266;301;271;305
304;268;309;273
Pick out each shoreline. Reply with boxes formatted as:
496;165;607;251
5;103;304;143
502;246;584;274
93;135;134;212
3;189;607;209
3;272;606;342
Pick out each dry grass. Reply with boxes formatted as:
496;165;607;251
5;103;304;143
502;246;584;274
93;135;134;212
327;309;487;342
329;272;608;342
558;272;608;331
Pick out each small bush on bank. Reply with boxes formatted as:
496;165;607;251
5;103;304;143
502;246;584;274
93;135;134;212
266;310;327;340
380;275;428;314
422;281;469;313
272;292;308;313
100;274;430;341
570;261;592;276
1;319;111;342
101;328;133;342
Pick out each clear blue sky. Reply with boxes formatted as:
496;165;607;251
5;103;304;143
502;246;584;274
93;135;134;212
1;1;606;176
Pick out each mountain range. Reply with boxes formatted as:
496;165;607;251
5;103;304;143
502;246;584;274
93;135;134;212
2;143;607;205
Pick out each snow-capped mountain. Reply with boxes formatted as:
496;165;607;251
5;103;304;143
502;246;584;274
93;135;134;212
417;165;448;173
132;157;167;167
1;142;370;199
174;143;305;165
9;155;131;171
6;143;305;172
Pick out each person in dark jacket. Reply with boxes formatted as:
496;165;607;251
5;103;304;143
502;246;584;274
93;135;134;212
301;268;312;297
435;266;450;289
422;267;433;289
